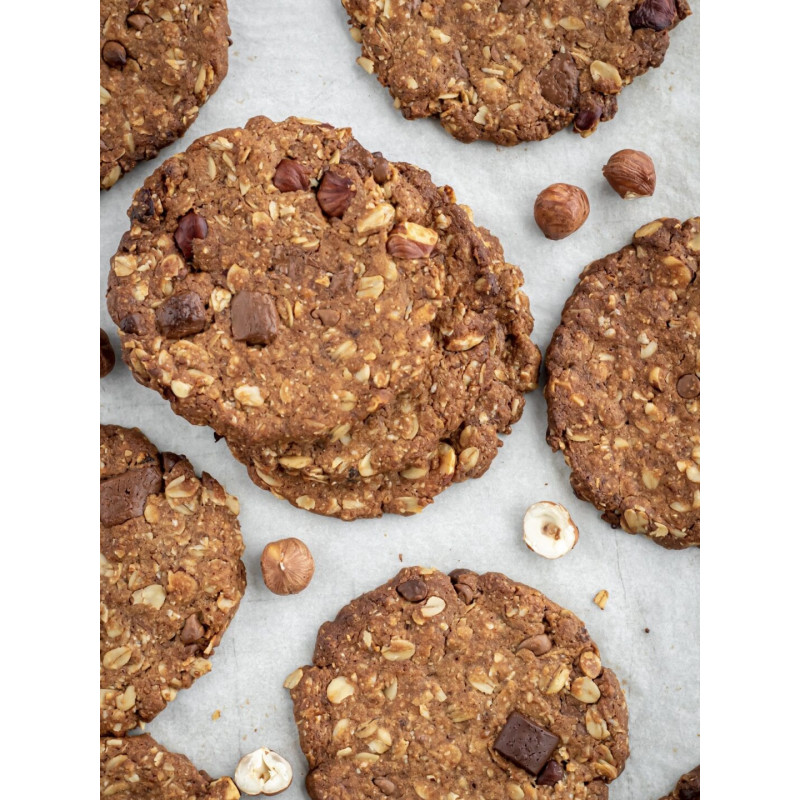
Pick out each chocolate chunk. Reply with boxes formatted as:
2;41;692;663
676;373;699;399
174;212;208;260
160;451;183;473
517;633;552;656
100;329;116;378
119;313;147;335
127;12;151;30
630;0;676;32
180;613;205;644
339;139;376;177
156;291;206;339
537;760;565;786
493;711;559;777
499;0;531;10
538;54;579;108
313;307;341;327
396;579;428;602
130;189;155;223
100;464;162;527
230;290;279;345
102;40;127;68
454;582;474;604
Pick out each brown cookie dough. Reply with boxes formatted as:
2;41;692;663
545;218;699;549
100;0;230;190
100;425;246;735
659;765;700;800
288;567;629;799
341;0;690;145
101;734;240;799
107;116;540;518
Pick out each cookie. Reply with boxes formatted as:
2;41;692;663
288;567;629;799
101;734;240;799
100;0;230;189
545;218;699;549
341;0;691;145
659;765;700;800
100;425;246;735
107;116;541;518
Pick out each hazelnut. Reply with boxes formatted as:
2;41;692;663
234;747;293;796
523;501;579;558
273;159;309;193
533;183;589;240
100;328;115;378
317;171;355;217
260;537;314;595
602;149;656;199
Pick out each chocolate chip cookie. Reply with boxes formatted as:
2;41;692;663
100;425;246;735
659;766;700;800
341;0;691;145
101;734;240;799
545;218;699;549
100;0;230;190
107;116;540;519
287;567;629;799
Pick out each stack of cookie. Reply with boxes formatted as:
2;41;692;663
108;116;542;520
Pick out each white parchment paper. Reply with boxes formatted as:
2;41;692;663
100;1;700;796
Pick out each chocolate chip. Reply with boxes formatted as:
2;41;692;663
230;290;279;345
454;583;474;604
100;464;162;527
127;12;152;30
156;291;206;339
100;329;115;378
180;613;205;644
339;139;375;177
538;54;579;108
102;40;127;68
174;212;208;260
517;633;552;656
273;159;309;192
130;189;155;222
493;712;559;777
160;451;183;473
373;777;397;795
396;579;428;603
630;0;676;32
373;157;391;184
119;313;146;335
536;760;565;786
676;374;700;399
317;171;355;218
313;307;341;327
573;104;602;135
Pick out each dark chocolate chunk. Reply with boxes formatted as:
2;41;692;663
676;374;700;399
180;613;205;644
517;634;552;656
102;40;127;68
538;54;579;108
536;760;565;786
100;329;116;378
494;711;559;777
130;189;155;223
119;313;147;335
100;464;162;527
630;0;676;32
174;212;208;260
156;291;206;339
396;579;428;603
230;290;279;345
160;451;183;473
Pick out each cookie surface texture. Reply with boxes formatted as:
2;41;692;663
107;116;540;519
545;217;699;549
100;0;230;189
100;425;246;735
100;734;240;799
289;567;629;799
659;765;700;800
341;0;691;145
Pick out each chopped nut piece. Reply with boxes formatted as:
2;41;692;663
234;747;293;796
593;590;609;610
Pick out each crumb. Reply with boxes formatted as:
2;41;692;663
399;553;403;562
212;709;221;721
644;627;650;633
593;589;609;610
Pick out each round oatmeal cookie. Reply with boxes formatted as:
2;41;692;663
341;0;691;145
659;765;700;800
288;567;629;799
101;734;240;799
100;425;246;735
545;217;699;549
100;0;230;190
107;116;540;515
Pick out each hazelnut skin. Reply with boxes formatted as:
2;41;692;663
260;537;315;595
534;183;590;240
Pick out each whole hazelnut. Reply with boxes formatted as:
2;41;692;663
261;537;314;595
533;183;589;240
602;149;656;199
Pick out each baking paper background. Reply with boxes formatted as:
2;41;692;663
100;1;700;796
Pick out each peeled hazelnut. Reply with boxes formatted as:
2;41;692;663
234;747;293;796
534;184;589;240
523;501;579;558
602;149;656;199
260;537;314;595
317;171;355;217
